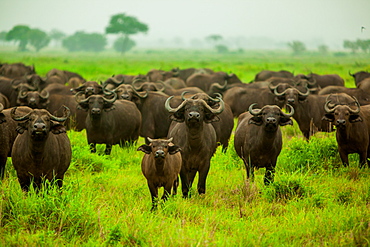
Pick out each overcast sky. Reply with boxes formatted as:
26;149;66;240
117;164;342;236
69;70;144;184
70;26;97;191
1;0;369;49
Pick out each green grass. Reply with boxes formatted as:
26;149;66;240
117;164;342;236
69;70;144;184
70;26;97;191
1;49;370;246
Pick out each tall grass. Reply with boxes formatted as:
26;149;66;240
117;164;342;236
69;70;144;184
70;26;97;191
1;50;370;246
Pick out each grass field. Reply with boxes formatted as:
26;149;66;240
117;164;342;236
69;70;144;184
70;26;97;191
0;49;370;246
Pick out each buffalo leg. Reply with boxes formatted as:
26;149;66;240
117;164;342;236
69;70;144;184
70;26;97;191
89;143;96;153
0;157;6;180
162;182;173;201
264;166;275;185
359;151;367;168
173;176;179;195
180;169;190;198
339;149;349;167
147;182;158;211
197;163;210;195
104;144;112;155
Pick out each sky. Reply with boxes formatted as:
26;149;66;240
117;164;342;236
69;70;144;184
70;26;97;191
0;0;369;49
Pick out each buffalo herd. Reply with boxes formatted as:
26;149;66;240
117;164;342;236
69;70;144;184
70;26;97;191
1;62;370;207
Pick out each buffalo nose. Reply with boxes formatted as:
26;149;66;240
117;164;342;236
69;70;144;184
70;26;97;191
337;119;346;125
121;94;129;100
155;150;165;157
188;111;200;119
91;108;101;114
33;122;46;130
287;98;295;104
266;117;277;124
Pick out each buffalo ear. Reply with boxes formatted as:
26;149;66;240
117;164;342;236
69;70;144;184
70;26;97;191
279;116;293;126
169;145;181;155
349;114;362;123
50;121;67;134
0;113;6;124
77;101;89;111
16;122;28;134
137;144;151;154
322;114;334;122
248;116;263;126
170;111;185;123
204;113;219;123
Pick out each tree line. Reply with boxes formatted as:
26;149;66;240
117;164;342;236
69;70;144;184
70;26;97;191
0;13;148;53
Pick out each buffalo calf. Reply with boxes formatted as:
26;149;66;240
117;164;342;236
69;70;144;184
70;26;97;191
138;137;182;210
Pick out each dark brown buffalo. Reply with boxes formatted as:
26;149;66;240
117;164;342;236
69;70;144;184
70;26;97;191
0;76;38;107
76;93;141;155
138;137;182;210
0;104;32;179
165;96;224;197
323;97;370;167
304;73;345;88
163;85;204;96
170;67;214;82
357;78;370;93
0;63;36;78
274;85;356;139
16;89;49;109
254;70;294;81
318;86;370;105
46;68;85;85
11;106;71;191
349;71;370;86
163;77;187;89
223;86;285;117
234;104;294;184
43;83;73;96
103;74;147;90
186;71;242;92
182;92;234;152
132;80;165;93
0;93;10;109
127;91;182;141
71;81;104;97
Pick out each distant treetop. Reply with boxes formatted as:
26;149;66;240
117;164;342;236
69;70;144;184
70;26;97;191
105;13;148;36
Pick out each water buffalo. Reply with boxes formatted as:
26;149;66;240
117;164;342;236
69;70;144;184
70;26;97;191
138;137;182;210
304;73;344;88
76;93;141;155
11;106;71;191
318;86;370;105
46;68;85;85
223;86;285;117
254;70;294;81
165;96;224;197
234;104;294;184
186;71;242;92
182;92;234;152
0;62;36;78
349;71;370;86
0;76;38;107
0;104;32;179
323;97;370;167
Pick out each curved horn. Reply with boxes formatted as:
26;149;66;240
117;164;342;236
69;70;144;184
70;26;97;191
210;80;228;90
75;91;90;104
349;71;354;77
18;89;28;99
298;86;310;97
181;91;190;100
283;104;295;117
248;103;262;116
147;137;154;143
39;89;49;100
348;96;361;114
155;81;166;92
165;96;187;113
12;83;37;91
0;103;3;112
11;107;32;121
48;105;70;122
132;87;148;98
132;79;144;91
200;98;224;114
268;82;280;92
274;85;289;97
324;100;337;113
103;92;117;104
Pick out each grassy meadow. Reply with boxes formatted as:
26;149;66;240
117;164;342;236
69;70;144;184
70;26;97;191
0;49;370;246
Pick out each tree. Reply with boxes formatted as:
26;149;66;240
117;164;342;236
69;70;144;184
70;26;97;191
0;31;7;45
343;40;359;54
287;41;306;55
205;34;223;44
28;28;50;52
6;25;31;51
49;29;66;47
113;36;136;54
105;13;148;53
62;31;106;52
356;39;370;53
318;44;329;55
